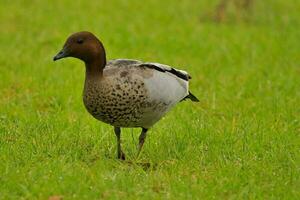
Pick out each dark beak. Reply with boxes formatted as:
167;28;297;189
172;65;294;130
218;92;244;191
53;48;68;61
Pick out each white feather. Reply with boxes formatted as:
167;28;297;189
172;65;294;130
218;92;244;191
139;70;188;128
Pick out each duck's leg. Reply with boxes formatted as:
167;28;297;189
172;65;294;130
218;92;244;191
114;127;126;160
137;128;148;158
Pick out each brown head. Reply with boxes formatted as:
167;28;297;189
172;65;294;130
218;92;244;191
53;31;106;69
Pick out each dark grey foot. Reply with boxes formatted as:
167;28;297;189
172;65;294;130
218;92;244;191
118;150;126;160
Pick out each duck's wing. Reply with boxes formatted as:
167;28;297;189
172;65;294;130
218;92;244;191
107;59;199;103
107;59;191;81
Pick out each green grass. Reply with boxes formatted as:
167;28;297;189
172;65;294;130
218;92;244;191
0;0;299;199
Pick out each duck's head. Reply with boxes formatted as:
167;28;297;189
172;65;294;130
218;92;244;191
53;31;106;65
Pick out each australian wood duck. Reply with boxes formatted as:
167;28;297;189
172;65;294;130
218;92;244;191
53;31;199;160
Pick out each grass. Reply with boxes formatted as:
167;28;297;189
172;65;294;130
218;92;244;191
0;0;299;199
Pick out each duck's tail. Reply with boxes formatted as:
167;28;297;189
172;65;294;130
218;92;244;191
181;91;199;102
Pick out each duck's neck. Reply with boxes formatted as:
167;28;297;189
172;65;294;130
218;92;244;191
85;44;106;80
85;60;105;80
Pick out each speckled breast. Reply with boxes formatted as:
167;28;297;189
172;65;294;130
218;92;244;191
83;73;152;127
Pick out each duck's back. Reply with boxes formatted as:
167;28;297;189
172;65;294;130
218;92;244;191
84;59;190;128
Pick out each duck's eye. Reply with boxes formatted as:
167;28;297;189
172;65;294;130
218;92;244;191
77;39;84;44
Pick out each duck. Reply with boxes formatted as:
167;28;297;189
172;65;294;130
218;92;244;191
53;31;199;160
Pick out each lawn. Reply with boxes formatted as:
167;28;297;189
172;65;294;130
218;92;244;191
0;0;299;199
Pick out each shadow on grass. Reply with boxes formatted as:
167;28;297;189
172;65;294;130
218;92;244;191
121;160;158;171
